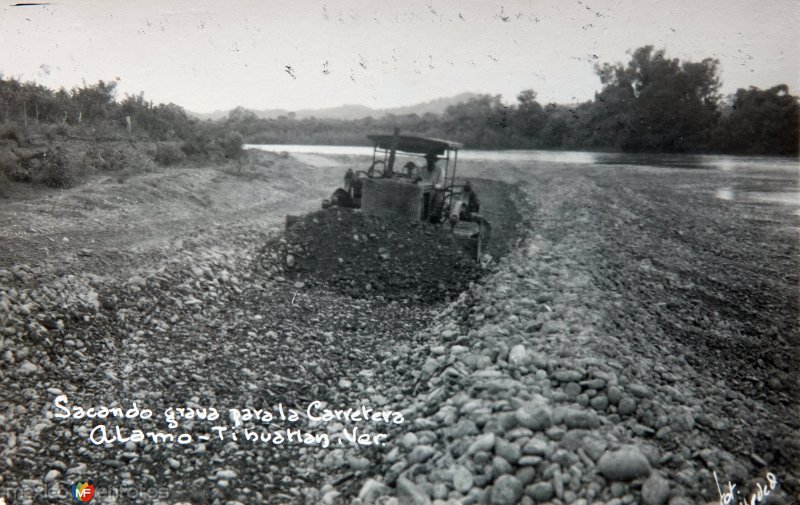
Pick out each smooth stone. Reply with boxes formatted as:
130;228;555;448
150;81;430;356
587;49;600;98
597;445;652;481
563;409;599;429
490;475;524;505
559;430;587;452
397;477;432;505
495;438;521;464
642;473;671;505
582;378;606;389
611;482;626;497
628;383;651;398
515;399;552;431
215;469;237;479
530;353;548;369
522;438;550;456
550;449;577;466
607;386;623;405
667;498;692;505
564;382;582;397
553;470;564;499
348;456;371;470
526;481;554;502
432;483;448;500
452;465;474;493
444;420;479;440
468;433;496;454
359;479;391;505
516;467;536;486
518;456;543;466
493;456;514;476
509;344;528;365
590;395;609;411
464;488;487;505
583;436;608;462
545;426;565;441
618;397;637;416
552;370;583;382
474;450;492;465
669;408;695;433
408;445;436;464
401;432;419;449
484;413;518;435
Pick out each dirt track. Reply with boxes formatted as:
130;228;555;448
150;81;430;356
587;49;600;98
0;149;798;504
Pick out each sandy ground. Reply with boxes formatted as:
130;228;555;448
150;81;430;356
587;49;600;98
0;149;798;504
0;151;344;277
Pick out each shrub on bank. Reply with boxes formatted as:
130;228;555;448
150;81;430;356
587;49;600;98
0;149;15;197
179;131;213;158
220;131;244;160
0;125;24;146
1;146;72;187
0;170;9;197
0;148;25;182
154;142;186;166
37;147;72;188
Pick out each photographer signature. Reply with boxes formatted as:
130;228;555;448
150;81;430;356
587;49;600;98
713;470;779;505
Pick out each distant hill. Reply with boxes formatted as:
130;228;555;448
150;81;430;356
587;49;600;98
189;92;480;121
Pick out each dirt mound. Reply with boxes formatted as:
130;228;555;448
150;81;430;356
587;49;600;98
256;208;484;302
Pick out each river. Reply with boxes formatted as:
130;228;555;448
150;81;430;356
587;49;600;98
246;144;800;216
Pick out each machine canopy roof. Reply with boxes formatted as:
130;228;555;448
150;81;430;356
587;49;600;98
367;134;463;156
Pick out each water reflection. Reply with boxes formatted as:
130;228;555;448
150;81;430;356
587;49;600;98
747;191;800;206
246;144;598;164
596;152;708;169
715;187;735;201
714;187;800;208
596;152;799;173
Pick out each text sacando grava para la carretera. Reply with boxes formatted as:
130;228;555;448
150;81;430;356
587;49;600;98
51;396;405;448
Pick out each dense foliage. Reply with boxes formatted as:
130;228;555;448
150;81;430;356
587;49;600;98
1;46;797;156
0;78;243;160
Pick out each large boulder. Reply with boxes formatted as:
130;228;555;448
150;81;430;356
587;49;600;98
597;445;652;481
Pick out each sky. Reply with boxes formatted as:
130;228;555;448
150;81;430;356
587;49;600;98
1;0;798;113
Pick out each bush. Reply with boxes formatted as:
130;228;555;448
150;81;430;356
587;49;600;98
0;125;24;146
0;148;25;182
10;147;74;188
154;142;186;166
180;133;212;157
0;170;9;197
220;131;244;160
37;147;72;188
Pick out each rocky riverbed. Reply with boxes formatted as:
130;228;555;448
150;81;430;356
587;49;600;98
0;153;797;505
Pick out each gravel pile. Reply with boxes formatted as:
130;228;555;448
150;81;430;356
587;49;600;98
0;210;485;504
313;176;799;505
1;166;796;505
257;208;483;303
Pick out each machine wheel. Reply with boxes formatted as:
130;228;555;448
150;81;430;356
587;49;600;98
330;188;353;208
451;215;491;260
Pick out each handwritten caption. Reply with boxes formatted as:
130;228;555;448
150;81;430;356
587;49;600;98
714;469;780;505
53;395;405;449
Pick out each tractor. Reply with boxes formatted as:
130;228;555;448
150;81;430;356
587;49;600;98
321;131;491;259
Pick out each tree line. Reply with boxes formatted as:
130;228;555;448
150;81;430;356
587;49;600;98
232;46;799;156
1;45;798;156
